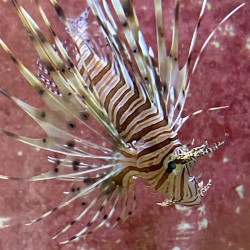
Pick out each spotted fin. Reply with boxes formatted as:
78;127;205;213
154;0;245;130
12;0;124;145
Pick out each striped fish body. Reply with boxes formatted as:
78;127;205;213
0;0;244;243
71;14;201;205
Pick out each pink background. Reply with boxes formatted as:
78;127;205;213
0;0;249;249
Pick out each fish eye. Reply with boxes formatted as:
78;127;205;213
166;160;176;173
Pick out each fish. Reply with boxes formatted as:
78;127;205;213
0;0;244;244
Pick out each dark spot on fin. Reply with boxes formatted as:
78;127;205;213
36;29;46;43
175;1;180;21
36;87;45;95
1;130;17;138
40;111;46;118
10;54;17;64
177;103;181;111
72;160;80;171
60;67;66;73
54;3;66;21
69;235;77;241
35;217;42;222
197;19;201;28
67;122;76;129
132;48;138;53
122;21;128;27
83;177;95;184
67;59;74;68
70;220;76;225
123;2;132;17
66;141;75;148
0;88;11;99
52;207;58;212
45;64;54;73
187;55;192;66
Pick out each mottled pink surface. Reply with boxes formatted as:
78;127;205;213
0;0;249;250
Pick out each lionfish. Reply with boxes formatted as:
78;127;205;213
0;0;244;244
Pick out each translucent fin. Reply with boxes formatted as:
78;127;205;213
154;0;168;84
172;2;245;130
12;0;124;146
108;0;161;108
9;168;136;244
87;0;155;105
53;182;136;244
174;106;229;132
153;0;245;129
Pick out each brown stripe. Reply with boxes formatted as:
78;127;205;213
115;93;139;130
129;119;168;142
103;77;124;110
98;73;116;97
173;176;176;199
142;129;173;144
91;62;112;86
122;109;159;140
185;196;199;205
88;59;101;76
111;88;131;123
119;99;151;132
84;52;94;65
137;135;178;159
114;143;181;185
146;170;163;181
139;141;180;165
79;64;86;75
180;168;185;200
79;52;94;76
155;171;170;190
109;89;132;123
187;183;193;198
